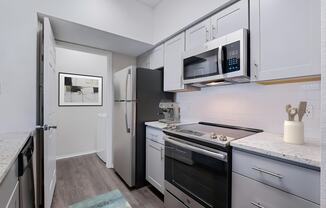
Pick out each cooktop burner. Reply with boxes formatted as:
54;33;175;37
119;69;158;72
164;122;263;147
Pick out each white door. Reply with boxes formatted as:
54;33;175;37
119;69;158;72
185;19;211;51
250;0;321;81
43;17;57;208
164;32;185;91
211;0;249;40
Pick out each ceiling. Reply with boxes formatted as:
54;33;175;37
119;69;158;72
136;0;162;8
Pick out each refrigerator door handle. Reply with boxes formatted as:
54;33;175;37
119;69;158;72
125;71;131;133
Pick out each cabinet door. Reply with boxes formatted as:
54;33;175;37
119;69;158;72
164;32;185;91
250;0;321;81
137;53;150;69
232;173;319;208
146;139;164;193
185;19;211;51
150;44;164;69
211;0;248;40
6;182;19;208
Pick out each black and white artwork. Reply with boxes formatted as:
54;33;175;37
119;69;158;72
59;73;103;106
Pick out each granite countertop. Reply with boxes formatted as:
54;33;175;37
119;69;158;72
145;121;170;129
0;132;32;184
231;132;321;168
145;120;197;129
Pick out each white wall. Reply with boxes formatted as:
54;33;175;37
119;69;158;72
177;81;321;139
321;0;325;206
0;0;37;133
55;45;110;159
152;0;230;43
0;0;150;134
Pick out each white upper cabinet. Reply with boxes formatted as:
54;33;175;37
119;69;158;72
250;0;321;82
150;44;164;69
211;0;249;39
137;52;150;69
185;0;248;51
164;32;186;91
185;19;211;51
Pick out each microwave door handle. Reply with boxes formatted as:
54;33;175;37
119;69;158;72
165;137;227;161
218;46;223;75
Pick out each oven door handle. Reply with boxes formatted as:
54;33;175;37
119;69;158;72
165;137;227;161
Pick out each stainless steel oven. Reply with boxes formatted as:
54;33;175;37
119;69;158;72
164;136;230;208
183;29;248;87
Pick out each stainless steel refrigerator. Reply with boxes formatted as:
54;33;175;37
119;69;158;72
113;65;173;187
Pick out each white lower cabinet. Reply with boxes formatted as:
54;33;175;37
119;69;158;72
0;160;19;208
146;126;165;194
232;149;320;208
232;173;319;208
6;182;19;208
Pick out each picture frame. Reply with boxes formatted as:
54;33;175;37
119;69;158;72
58;72;103;106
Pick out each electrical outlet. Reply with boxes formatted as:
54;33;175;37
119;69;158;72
304;103;313;119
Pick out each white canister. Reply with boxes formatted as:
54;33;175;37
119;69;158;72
283;120;304;144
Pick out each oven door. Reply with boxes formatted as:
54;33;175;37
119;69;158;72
165;137;229;208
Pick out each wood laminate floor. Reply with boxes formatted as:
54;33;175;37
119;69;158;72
51;154;164;208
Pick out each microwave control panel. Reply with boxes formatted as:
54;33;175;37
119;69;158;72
223;41;240;73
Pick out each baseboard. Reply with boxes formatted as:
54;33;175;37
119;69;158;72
56;150;97;160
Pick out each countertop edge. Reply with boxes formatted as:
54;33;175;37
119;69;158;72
230;136;321;169
0;132;33;184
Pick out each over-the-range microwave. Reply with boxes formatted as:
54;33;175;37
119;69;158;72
182;28;249;87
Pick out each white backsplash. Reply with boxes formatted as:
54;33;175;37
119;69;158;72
176;81;321;139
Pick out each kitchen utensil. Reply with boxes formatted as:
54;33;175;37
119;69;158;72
288;107;298;121
286;104;292;121
298;101;307;121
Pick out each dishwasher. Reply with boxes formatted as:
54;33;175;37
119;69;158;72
18;136;35;208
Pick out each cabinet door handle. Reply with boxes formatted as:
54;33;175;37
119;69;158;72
211;25;216;39
251;202;265;208
160;147;164;160
252;167;283;179
206;28;210;41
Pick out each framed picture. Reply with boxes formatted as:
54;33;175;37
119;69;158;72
58;73;103;106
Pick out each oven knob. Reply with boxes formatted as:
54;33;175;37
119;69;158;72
219;135;228;141
210;133;218;139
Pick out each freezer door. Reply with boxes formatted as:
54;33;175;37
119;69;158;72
113;66;136;101
113;101;136;187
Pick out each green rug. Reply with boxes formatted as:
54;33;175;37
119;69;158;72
69;189;132;208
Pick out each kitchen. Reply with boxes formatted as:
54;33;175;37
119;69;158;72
0;0;325;208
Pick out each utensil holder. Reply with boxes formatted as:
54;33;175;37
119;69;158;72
283;120;304;144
